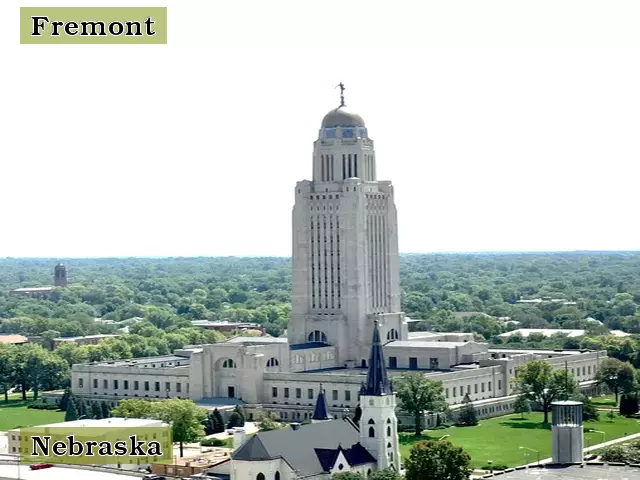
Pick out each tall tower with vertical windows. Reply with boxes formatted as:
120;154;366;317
288;86;408;364
54;263;68;288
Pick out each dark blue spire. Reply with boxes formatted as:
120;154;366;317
312;384;333;421
361;320;392;396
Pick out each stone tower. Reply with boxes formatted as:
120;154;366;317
288;88;408;364
551;400;584;464
358;320;401;471
54;263;68;288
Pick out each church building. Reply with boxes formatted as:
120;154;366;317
230;321;400;479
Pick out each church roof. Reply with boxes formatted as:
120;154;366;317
311;385;333;421
315;444;376;471
232;419;370;475
321;107;365;128
361;320;393;396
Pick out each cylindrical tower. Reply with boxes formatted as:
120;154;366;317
551;400;584;464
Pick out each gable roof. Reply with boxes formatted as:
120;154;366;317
232;419;368;476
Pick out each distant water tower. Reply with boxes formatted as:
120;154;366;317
54;263;68;287
551;400;584;464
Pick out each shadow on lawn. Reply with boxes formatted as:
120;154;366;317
498;417;552;430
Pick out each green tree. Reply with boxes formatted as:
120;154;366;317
91;402;103;419
515;360;578;423
596;358;636;403
112;399;158;418
404;439;472;480
456;394;478;426
369;469;402;480
101;401;110;418
65;400;79;422
58;388;72;412
155;398;207;457
212;408;225;433
332;473;364;480
395;372;447;436
231;405;245;427
571;393;599;421
256;411;281;431
227;412;243;428
514;395;532;419
0;345;16;403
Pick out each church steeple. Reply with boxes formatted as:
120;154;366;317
311;384;333;423
361;320;392;396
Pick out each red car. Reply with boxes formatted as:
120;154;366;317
30;464;54;470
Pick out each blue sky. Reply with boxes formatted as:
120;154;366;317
2;1;640;258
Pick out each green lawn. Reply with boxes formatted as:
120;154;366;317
0;399;65;431
399;412;640;468
591;394;617;407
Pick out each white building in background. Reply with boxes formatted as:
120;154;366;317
68;90;607;430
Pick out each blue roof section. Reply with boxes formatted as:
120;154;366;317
290;342;329;350
361;320;393;396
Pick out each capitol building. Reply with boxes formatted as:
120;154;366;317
70;91;606;430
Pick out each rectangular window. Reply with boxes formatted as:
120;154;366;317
488;381;492;391
409;357;418;369
113;380;119;389
445;388;449;398
474;384;478;394
272;387;278;398
582;366;586;376
389;357;397;369
134;381;139;390
155;382;160;392
481;383;485;393
498;380;502;390
588;365;591;374
176;383;181;393
308;389;314;400
332;390;338;401
123;380;129;390
345;390;351;401
165;382;171;392
296;388;302;399
459;386;463;396
144;381;149;391
78;378;84;388
429;358;439;369
93;379;98;388
284;387;289;398
103;380;108;389
467;385;471;394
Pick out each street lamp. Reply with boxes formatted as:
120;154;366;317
438;434;450;441
519;446;540;466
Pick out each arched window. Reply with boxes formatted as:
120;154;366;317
367;469;372;477
274;473;280;480
368;418;375;424
256;474;265;480
387;418;391;423
307;331;327;343
222;359;236;368
387;426;391;436
386;329;399;341
266;357;279;367
368;426;375;437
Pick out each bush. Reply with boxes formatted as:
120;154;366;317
28;400;59;410
482;464;507;471
201;438;227;447
600;445;627;463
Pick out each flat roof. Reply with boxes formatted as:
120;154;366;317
495;464;640;479
489;348;584;356
54;334;120;341
0;464;141;480
87;355;189;367
290;342;330;350
386;340;468;348
9;287;53;292
226;336;287;344
18;417;166;429
0;334;28;344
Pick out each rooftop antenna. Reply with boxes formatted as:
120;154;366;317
335;82;346;108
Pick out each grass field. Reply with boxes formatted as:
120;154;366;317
0;398;65;431
591;394;617;407
399;411;640;468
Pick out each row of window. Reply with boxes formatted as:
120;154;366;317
445;380;502;399
272;386;352;402
79;378;187;394
309;215;342;310
387;356;439;369
367;213;388;311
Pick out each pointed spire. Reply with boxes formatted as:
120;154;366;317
312;383;333;422
361;320;392;396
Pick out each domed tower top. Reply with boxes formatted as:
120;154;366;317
321;82;366;128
